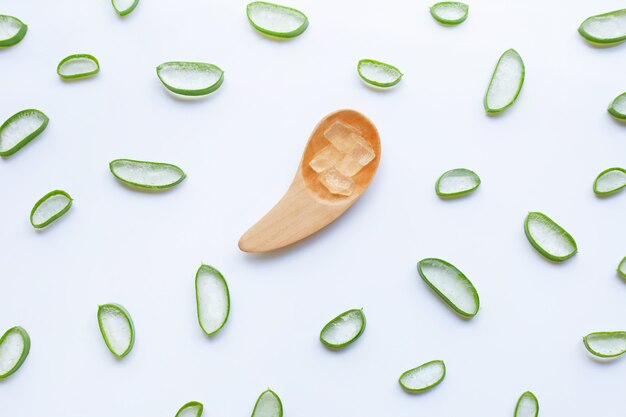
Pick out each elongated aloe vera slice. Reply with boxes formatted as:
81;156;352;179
112;0;139;16
196;265;230;336
583;331;626;358
515;391;539;417
484;49;524;113
30;190;72;229
430;2;468;25
578;9;626;45
0;326;30;379
618;257;626;279
399;360;445;393
417;258;479;318
524;212;577;262
252;389;283;417
320;308;365;348
175;401;203;417
0;109;49;157
157;62;224;96
246;2;308;38
608;92;626;120
97;303;135;358
593;167;626;196
109;159;186;190
357;59;403;88
436;168;480;197
0;15;27;47
57;54;99;80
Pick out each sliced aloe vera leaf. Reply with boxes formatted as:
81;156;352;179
399;360;445;393
357;59;403;88
417;258;479;318
608;92;626;120
515;391;539;417
435;168;480;197
97;303;135;358
618;257;626;279
0;109;49;157
156;62;224;96
593;167;626;196
175;401;203;417
0;326;30;379
109;159;186;190
583;331;626;358
252;389;283;417
320;308;365;348
578;9;626;45
524;212;577;262
195;264;230;336
57;54;99;80
112;0;139;16
246;2;308;38
430;2;468;25
484;49;524;113
30;190;73;229
0;15;27;47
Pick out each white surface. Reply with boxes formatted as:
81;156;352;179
1;1;625;416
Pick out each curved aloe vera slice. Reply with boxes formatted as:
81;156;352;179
196;264;230;336
357;59;403;88
246;2;308;38
320;308;365;348
399;360;445;393
157;62;224;96
430;2;468;25
252;389;283;417
97;303;135;358
524;212;577;262
30;190;72;229
0;109;49;157
112;0;139;16
0;326;30;379
593;168;626;196
578;9;626;45
583;331;626;358
109;159;186;190
435;168;480;197
608;93;626;120
515;391;539;417
0;15;27;47
484;49;524;113
618;257;626;279
417;258;479;318
57;54;99;80
175;401;203;417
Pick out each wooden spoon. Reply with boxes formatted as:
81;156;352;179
239;109;381;253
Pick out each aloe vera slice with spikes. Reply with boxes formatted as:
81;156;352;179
515;391;539;417
175;401;203;417
484;49;524;113
608;92;626;120
593;167;626;196
156;62;224;96
524;212;577;262
435;168;480;197
0;326;30;379
430;2;468;25
399;360;446;393
109;159;186;190
320;308;365;348
578;9;626;45
112;0;139;16
97;303;135;358
196;265;230;336
0;109;49;157
583;331;626;358
0;15;27;47
252;389;283;417
246;2;308;38
357;59;403;88
30;190;73;229
57;54;99;80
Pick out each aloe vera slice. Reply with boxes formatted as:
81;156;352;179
156;62;224;96
435;168;480;197
524;212;577;262
417;258;479;318
175;401;203;417
399;360;445;393
430;2;468;25
608;92;626;120
583;331;626;358
97;303;135;358
109;159;186;190
0;327;30;379
618;257;626;279
195;265;230;336
320;308;365;348
246;2;308;38
515;391;539;417
112;0;139;16
357;59;403;88
57;54;99;80
593;167;626;196
578;9;626;45
0;109;49;157
30;190;72;229
0;15;27;47
484;49;524;113
252;389;283;417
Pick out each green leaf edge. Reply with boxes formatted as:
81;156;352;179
0;326;30;379
583;331;626;358
319;308;366;349
357;59;403;88
97;303;135;358
608;92;626;120
195;264;231;337
57;54;100;80
0;15;27;47
156;62;225;96
483;49;525;114
175;401;204;417
0;109;49;157
246;2;309;39
435;168;481;198
593;167;626;196
618;256;626;279
523;212;577;262
430;2;469;25
514;391;539;417
30;189;73;229
112;0;139;16
578;9;626;45
251;389;283;417
109;158;186;190
398;360;446;393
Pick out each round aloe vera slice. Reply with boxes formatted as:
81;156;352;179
320;308;365;349
593;167;626;196
357;59;403;88
515;391;539;417
109;159;186;190
484;49;524;114
246;2;308;38
0;15;27;47
175;401;203;417
618;257;626;279
156;62;224;96
583;331;626;358
57;54;99;80
97;303;135;358
112;0;139;16
417;258;479;318
195;264;230;336
578;9;626;45
608;93;626;120
30;190;72;229
430;2;468;25
252;389;283;417
399;360;445;393
435;168;480;197
524;212;577;262
0;326;30;379
0;109;49;157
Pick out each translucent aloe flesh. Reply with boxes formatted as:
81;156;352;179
112;0;139;16
524;212;577;262
157;62;224;96
357;59;403;88
30;190;73;228
97;304;135;358
175;401;203;417
0;15;27;47
320;309;365;348
196;265;230;336
0;109;49;157
515;391;539;417
399;360;445;392
430;2;468;25
0;327;30;379
608;92;626;119
246;2;308;38
436;168;480;197
579;9;626;45
109;159;186;189
57;54;99;79
583;331;626;358
594;168;626;196
252;389;283;417
484;49;524;113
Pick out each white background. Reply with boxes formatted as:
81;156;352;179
1;0;626;415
